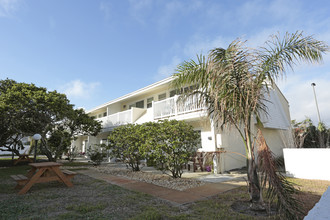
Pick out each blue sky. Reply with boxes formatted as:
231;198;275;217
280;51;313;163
1;0;330;126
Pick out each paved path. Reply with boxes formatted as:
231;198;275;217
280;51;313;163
78;169;244;205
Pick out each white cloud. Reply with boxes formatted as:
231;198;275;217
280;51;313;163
100;1;111;21
48;16;56;30
60;80;100;99
0;0;21;17
128;0;152;25
155;56;181;80
128;0;203;30
278;71;330;126
183;35;229;57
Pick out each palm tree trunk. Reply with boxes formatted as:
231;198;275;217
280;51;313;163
245;128;264;210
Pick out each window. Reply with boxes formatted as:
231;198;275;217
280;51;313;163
147;97;153;108
103;112;107;117
136;100;144;108
98;114;102;118
170;90;177;97
158;93;166;101
129;100;144;109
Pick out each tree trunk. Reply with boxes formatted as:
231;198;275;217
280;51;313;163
40;139;56;162
246;130;264;210
318;131;325;148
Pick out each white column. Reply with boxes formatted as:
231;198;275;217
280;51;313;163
210;119;217;150
174;95;178;116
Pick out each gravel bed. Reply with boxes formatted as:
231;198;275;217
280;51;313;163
91;166;205;191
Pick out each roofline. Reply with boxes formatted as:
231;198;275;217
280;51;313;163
87;76;174;113
272;82;289;104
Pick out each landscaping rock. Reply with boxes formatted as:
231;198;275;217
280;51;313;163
92;166;205;191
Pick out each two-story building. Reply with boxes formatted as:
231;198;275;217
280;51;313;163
73;76;293;172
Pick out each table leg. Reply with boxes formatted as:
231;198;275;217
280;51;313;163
19;168;46;195
52;167;73;187
26;167;37;179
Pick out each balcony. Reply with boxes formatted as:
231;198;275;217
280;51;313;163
97;107;146;130
153;94;206;119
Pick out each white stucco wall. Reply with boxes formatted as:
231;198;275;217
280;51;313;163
283;148;330;181
135;108;154;124
260;128;290;156
200;130;215;151
220;127;247;171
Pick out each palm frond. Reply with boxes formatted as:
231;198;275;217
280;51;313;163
172;54;209;92
257;130;304;219
258;31;329;83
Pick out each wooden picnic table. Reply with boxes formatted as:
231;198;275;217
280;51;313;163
13;154;33;165
11;162;76;195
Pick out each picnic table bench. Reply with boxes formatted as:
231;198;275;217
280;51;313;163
13;154;33;165
11;162;77;194
10;174;29;189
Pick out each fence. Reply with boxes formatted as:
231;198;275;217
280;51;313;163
283;148;330;181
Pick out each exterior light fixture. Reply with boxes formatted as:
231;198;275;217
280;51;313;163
32;134;42;163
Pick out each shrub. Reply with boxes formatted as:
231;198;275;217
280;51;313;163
66;146;78;162
108;124;149;171
107;120;200;177
87;145;106;166
148;120;199;178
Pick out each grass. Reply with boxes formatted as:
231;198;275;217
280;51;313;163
0;159;329;219
66;202;108;214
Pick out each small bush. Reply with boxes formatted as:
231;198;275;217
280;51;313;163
87;146;106;166
66;146;78;162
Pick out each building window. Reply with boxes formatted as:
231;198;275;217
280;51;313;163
147;97;153;108
170;90;177;97
158;93;166;101
129;100;144;109
136;100;144;108
103;112;107;117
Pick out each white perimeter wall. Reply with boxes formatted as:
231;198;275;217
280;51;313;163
305;186;330;219
283;148;330;181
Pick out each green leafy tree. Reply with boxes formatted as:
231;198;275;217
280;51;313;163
292;118;329;148
108;124;149;171
40;108;102;161
0;79;49;154
0;79;102;161
148;120;199;178
172;31;328;216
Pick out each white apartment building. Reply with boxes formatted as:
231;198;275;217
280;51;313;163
74;76;293;172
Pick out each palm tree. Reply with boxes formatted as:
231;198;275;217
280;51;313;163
172;31;328;216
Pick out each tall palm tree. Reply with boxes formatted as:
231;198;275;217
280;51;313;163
172;31;328;216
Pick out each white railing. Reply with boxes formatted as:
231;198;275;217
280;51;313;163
97;109;132;128
153;95;205;119
153;97;176;118
96;108;147;129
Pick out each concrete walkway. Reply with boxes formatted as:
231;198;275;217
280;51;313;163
78;169;245;205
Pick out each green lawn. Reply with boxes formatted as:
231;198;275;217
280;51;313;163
0;160;328;219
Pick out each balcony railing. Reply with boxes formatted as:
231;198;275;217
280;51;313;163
97;108;146;129
153;94;205;119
